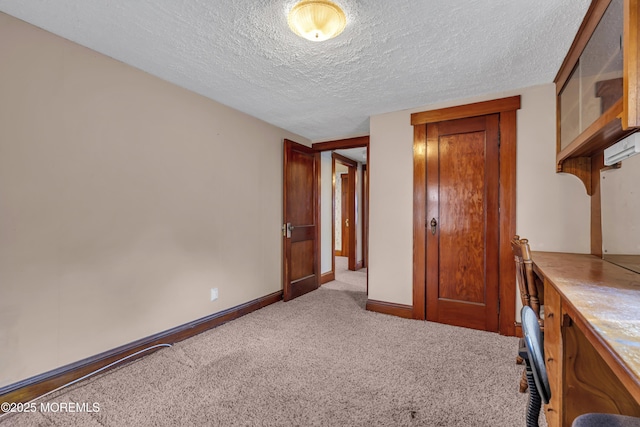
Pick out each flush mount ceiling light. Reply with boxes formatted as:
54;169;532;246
288;0;347;42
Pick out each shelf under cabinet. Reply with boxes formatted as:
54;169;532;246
557;99;635;170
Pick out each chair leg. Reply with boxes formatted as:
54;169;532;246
525;366;541;427
516;355;524;365
519;368;529;393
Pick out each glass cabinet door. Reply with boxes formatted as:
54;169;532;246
559;0;623;150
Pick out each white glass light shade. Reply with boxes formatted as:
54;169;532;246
288;0;346;42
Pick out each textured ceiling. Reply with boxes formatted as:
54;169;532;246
0;0;591;141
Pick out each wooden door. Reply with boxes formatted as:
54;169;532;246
283;139;319;301
425;115;500;332
340;174;350;256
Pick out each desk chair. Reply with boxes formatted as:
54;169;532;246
512;235;544;392
512;236;543;321
519;306;550;427
521;306;640;427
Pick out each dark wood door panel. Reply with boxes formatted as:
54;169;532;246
291;225;315;243
426;114;500;332
438;131;486;304
291;240;315;281
287;150;315;224
435;300;487;331
283;139;319;302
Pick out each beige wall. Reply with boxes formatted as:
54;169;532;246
320;152;333;273
368;84;591;306
0;13;309;388
601;149;640;254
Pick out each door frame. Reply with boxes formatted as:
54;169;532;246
333;152;357;270
312;136;369;287
362;163;368;270
411;96;521;336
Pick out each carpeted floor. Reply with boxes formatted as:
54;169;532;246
332;255;366;291
1;259;542;426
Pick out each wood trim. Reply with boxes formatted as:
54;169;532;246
312;136;370;151
410;96;521;126
556;100;626;165
543;279;563;427
412;124;427;320
339;173;349;258
362;164;368;269
555;0;612;92
624;0;640;128
412;97;520;335
347;165;356;270
499;109;517;336
561;157;593;195
366;299;414;319
320;271;335;285
332;154;336;275
515;324;523;338
365;144;370;294
557;88;562;158
333;152;358;168
591;152;605;256
0;291;283;407
315;151;322;292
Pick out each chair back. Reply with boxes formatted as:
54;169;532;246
522;306;551;404
512;236;542;323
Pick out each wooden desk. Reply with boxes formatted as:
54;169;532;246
532;252;640;427
603;254;640;275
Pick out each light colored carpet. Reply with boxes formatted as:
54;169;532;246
2;264;542;426
331;256;366;292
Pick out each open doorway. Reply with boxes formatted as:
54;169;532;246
312;137;369;295
333;152;357;269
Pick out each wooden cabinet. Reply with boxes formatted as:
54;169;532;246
533;252;640;427
555;0;640;194
543;281;562;427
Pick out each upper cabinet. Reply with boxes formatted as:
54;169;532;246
555;0;640;194
559;0;623;151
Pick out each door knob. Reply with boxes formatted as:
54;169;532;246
283;223;293;238
346;218;349;227
430;218;438;235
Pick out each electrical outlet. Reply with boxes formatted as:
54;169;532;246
210;288;218;302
